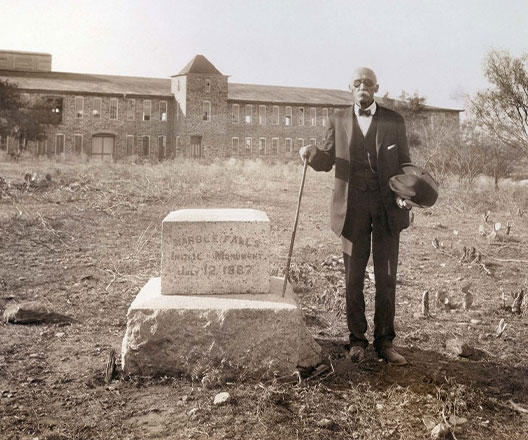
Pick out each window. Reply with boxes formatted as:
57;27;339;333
272;106;279;125
285;106;292;126
232;104;239;124
159;101;167;121
259;105;266;125
177;79;180;91
56;134;65;154
285;138;292;155
110;98;118;120
142;136;150;156
245;104;252;124
0;136;7;151
45;97;63;124
75;96;83;118
74;134;83;154
232;137;239;156
298;107;304;126
158;135;166;159
143;100;151;121
176;136;181;153
93;98;102;118
245;137;252;155
259;138;266;155
271;138;278;156
310;138;317;147
126;135;134;156
322;108;328;127
310;108;316;126
127;99;135;121
205;78;211;92
202;100;211;121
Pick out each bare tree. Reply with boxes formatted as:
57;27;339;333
470;50;528;158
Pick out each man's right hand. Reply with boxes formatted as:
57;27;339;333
299;144;317;163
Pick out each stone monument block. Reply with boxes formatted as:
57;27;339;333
121;277;322;377
161;209;270;295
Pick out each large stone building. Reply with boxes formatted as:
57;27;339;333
0;50;461;161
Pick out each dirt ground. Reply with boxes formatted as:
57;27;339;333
1;158;527;440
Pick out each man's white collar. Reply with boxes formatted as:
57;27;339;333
354;101;377;117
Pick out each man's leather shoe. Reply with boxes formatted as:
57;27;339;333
347;346;365;362
377;347;407;365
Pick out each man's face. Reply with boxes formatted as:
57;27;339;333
350;68;379;108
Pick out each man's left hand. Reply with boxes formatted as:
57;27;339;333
396;197;412;210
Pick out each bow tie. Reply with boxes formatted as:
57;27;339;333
358;108;372;117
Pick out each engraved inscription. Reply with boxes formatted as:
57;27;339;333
174;234;261;248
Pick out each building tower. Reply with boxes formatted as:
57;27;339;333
171;55;228;158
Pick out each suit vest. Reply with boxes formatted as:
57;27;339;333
350;114;378;190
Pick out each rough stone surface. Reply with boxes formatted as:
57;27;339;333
213;392;230;405
161;209;270;295
3;301;71;324
446;338;475;358
122;276;321;377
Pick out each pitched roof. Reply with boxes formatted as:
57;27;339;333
228;83;463;111
228;83;353;106
0;69;172;97
0;68;463;112
175;55;223;76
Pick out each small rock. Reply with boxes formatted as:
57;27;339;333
470;319;481;325
448;415;468;426
3;301;49;324
445;338;474;357
316;418;338;430
213;392;230;406
3;301;71;325
55;332;65;338
422;417;436;430
431;422;450;439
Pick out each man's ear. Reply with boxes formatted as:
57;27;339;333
374;84;380;93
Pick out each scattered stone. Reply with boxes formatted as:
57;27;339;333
422;417;436;430
435;289;447;309
511;289;524;314
213;392;230;406
421;290;430;317
496;319;507;338
470;319;481;325
463;290;473;311
316;418;338;430
448;415;468;426
3;301;51;324
445;338;475;357
431;422;450;439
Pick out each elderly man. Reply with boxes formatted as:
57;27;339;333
300;67;411;365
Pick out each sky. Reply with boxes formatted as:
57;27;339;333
1;0;528;109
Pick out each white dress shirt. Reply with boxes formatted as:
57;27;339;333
354;101;377;136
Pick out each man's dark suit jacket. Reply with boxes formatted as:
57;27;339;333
309;104;411;237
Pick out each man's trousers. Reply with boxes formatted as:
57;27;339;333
342;182;400;351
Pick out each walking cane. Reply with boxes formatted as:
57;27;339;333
282;155;309;297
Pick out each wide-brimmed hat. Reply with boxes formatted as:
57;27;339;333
389;163;438;208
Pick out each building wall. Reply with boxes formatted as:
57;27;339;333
226;102;341;159
18;92;175;160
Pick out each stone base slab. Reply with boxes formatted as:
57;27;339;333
121;277;321;378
